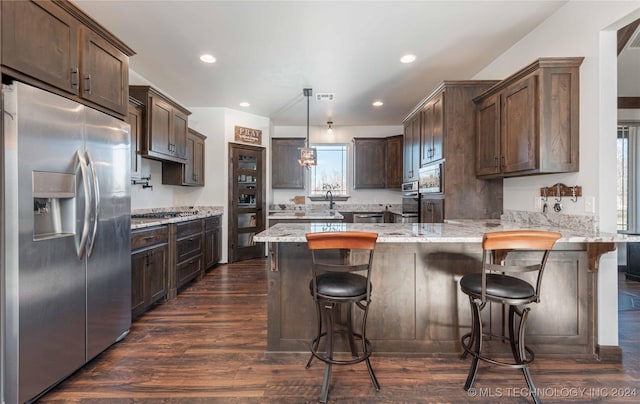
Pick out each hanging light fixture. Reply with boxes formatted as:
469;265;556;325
298;88;317;167
327;120;333;132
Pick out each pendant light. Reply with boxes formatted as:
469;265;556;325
298;88;317;167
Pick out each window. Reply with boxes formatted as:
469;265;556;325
617;125;640;232
309;144;348;196
617;126;629;231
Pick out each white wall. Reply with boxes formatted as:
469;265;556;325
270;125;403;206
472;1;640;347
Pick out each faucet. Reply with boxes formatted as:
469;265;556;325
325;190;335;210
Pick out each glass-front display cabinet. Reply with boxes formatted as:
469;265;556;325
229;143;265;262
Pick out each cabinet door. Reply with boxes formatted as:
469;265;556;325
2;0;79;95
501;75;537;173
79;26;129;116
271;138;305;188
204;216;222;269
192;133;205;186
420;102;434;166
385;135;403;189
131;250;147;317
403;115;420;183
431;93;444;162
420;197;444;223
127;101;143;179
420;94;444;166
172;109;189;160
149;96;173;157
354;138;386;189
204;228;222;269
147;245;168;304
229;144;265;262
182;134;196;185
475;93;501;176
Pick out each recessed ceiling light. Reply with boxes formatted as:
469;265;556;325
400;54;416;64
199;54;216;64
239;102;250;107
372;101;384;107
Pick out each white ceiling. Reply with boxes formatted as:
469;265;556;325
74;0;570;126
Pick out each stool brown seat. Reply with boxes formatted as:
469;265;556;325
460;230;561;404
305;231;380;404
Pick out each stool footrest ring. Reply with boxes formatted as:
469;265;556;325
309;332;373;366
460;332;535;369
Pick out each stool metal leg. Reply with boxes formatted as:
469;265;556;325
460;298;477;360
508;305;520;363
346;303;358;357
306;300;323;369
464;298;483;391
361;303;380;391
319;303;335;404
517;308;541;404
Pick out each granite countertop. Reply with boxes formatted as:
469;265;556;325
268;210;344;220
253;219;640;244
131;206;224;229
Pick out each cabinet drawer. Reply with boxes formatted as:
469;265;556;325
177;255;202;287
131;225;169;250
177;219;202;238
176;234;202;262
205;215;221;231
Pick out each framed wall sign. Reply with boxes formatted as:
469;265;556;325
234;126;262;145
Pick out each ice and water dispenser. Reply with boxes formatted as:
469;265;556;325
32;171;76;240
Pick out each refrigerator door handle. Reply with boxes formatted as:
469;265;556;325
76;149;91;259
86;150;100;258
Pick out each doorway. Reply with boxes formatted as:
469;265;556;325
228;143;265;263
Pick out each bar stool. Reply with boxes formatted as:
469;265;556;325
305;231;380;404
460;230;561;404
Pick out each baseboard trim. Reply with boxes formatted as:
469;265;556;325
597;345;623;363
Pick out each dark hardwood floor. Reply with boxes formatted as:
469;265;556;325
39;260;640;403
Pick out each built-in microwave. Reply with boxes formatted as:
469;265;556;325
419;163;442;193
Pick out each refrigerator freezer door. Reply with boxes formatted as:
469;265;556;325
4;82;87;403
84;107;131;360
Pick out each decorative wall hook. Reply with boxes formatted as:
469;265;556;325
539;183;581;201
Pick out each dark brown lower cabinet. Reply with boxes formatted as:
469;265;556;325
204;216;222;269
174;220;203;292
131;225;169;319
132;215;221;318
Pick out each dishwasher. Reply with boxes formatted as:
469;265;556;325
353;213;384;223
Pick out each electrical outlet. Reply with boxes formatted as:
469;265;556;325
584;196;595;213
534;196;542;209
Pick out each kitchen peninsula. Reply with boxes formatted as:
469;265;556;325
254;220;640;361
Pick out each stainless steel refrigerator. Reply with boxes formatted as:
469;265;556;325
1;81;131;403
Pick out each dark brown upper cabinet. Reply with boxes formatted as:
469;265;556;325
403;81;503;220
420;92;444;166
353;138;386;189
1;0;134;118
385;135;403;189
163;128;206;186
127;98;144;179
403;114;420;183
271;138;305;189
129;86;191;164
474;57;583;179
